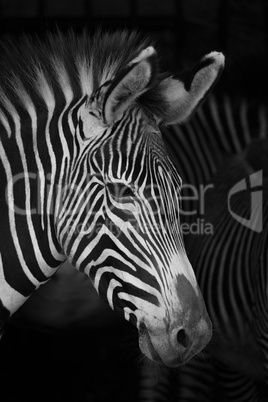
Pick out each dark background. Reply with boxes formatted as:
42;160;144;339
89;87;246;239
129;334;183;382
0;0;268;96
0;1;267;401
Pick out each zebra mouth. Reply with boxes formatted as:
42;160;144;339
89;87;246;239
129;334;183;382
138;323;188;367
138;323;162;363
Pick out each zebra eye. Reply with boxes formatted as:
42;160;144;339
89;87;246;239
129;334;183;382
106;183;135;200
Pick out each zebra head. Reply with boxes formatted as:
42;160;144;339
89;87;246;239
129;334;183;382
56;33;224;367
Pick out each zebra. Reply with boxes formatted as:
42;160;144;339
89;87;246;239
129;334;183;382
0;29;224;367
138;95;268;401
177;140;268;401
162;93;268;218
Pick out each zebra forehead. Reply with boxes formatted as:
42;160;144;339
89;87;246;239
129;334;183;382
0;29;161;112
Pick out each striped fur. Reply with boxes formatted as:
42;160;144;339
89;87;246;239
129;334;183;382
162;93;268;222
139;94;268;400
0;29;224;366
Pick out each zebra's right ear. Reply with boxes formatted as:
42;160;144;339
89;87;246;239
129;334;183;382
80;47;156;138
99;47;156;126
158;52;225;125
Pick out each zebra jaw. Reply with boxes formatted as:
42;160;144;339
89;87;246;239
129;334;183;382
138;323;162;363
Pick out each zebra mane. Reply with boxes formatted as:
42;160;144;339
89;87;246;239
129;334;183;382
0;29;167;116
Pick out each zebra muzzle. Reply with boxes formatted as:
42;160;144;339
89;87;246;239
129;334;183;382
138;315;212;367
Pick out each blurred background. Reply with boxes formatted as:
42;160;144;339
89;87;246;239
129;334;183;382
0;1;267;401
0;0;268;95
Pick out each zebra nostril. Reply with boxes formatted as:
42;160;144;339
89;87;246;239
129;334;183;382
176;329;189;348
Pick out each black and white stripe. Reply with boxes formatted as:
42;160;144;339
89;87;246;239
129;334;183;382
0;30;185;322
139;94;268;400
0;29;224;367
162;93;268;221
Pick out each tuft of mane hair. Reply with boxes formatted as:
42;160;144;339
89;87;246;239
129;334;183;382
0;29;169;119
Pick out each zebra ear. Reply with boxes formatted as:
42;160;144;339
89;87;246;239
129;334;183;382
102;46;156;125
159;52;225;125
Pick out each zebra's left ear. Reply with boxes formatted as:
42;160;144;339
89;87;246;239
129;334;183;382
102;46;156;125
159;52;225;125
